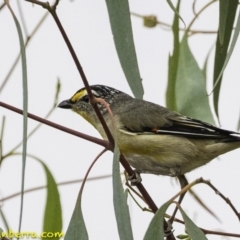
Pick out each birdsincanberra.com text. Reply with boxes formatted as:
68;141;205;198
0;229;64;239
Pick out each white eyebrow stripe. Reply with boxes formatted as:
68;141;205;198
91;90;100;96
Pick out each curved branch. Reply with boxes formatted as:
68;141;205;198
0;101;108;151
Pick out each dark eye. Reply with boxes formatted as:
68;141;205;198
82;95;89;102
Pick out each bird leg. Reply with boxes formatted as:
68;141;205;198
127;170;142;186
168;174;189;225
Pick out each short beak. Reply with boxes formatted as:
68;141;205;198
58;99;73;109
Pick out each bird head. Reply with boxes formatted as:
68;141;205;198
58;85;125;124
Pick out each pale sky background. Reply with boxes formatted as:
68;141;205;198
1;0;240;239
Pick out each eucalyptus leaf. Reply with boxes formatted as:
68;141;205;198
105;0;143;99
0;209;10;234
5;2;28;232
175;34;214;125
213;0;238;118
42;163;62;240
112;148;133;240
219;0;229;45
166;0;185;28
143;201;170;240
166;0;180;111
179;206;207;240
202;45;214;82
65;195;88;240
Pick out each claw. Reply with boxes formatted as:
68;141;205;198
164;221;174;237
127;171;142;186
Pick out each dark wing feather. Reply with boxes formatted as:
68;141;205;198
114;98;240;142
112;96;240;142
156;116;240;142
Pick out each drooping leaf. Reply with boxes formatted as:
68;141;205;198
65;184;88;240
202;45;214;82
9;153;63;240
179;206;207;240
42;163;63;240
23;154;62;239
166;0;185;28
237;109;240;131
65;148;106;240
219;0;229;45
143;201;170;240
213;0;238;118
0;116;5;165
5;2;28;232
0;208;10;233
0;227;3;238
175;34;214;125
112;148;133;240
105;0;144;99
166;0;180;111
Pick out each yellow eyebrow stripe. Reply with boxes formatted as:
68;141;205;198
71;89;87;102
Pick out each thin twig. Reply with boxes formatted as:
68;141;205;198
79;149;107;198
131;12;217;35
0;101;108;149
187;0;218;31
0;2;6;11
124;172;147;204
1;173;112;202
3;79;60;158
168;178;240;225
192;0;197;16
0;116;5;166
25;0;115;148
201;228;240;238
125;188;152;213
201;179;240;221
0;11;49;93
188;188;220;221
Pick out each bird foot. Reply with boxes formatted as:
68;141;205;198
164;221;174;237
127;171;142;186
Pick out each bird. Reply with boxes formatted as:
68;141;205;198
58;84;240;178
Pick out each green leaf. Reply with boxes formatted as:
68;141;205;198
0;227;4;240
219;0;229;45
105;0;144;99
2;152;63;239
237;109;240;131
42;163;62;240
65;190;88;240
144;201;170;240
0;116;5;165
202;46;214;82
166;0;180;111
12;153;63;239
177;234;190;239
0;208;10;233
166;0;185;28
65;148;106;240
179;206;207;240
213;0;238;118
112;148;133;240
5;2;28;232
175;34;214;125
